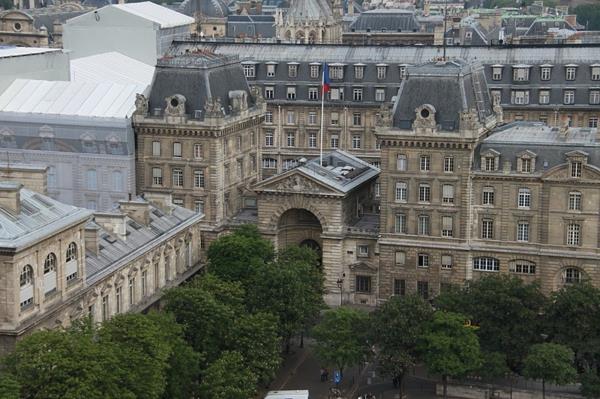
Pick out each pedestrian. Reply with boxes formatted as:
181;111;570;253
324;368;329;382
320;367;325;382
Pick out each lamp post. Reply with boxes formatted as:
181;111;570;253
336;274;345;306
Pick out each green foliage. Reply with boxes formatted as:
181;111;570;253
574;4;600;31
419;311;481;380
435;275;545;369
523;343;577;386
207;224;274;282
477;352;510;381
312;307;370;373
200;351;258;399
581;370;600;399
0;372;20;399
370;295;433;392
545;283;600;369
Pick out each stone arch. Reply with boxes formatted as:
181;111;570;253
284;30;292;40
268;198;329;232
277;208;323;253
308;30;317;44
295;30;305;43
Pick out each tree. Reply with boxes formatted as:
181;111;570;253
207;224;274;283
523;343;577;399
312;307;370;376
574;4;600;31
0;373;20;399
419;311;481;399
477;352;511;396
200;351;258;399
544;283;600;371
435;275;546;369
581;369;600;399
369;295;433;398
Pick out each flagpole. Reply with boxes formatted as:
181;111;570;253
320;65;325;167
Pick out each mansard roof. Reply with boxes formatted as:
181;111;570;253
349;9;419;32
474;121;600;172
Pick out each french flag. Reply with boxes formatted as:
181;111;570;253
322;63;330;95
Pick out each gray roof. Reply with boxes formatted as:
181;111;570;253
0;183;92;250
349;9;419;32
475;121;600;172
287;0;333;21
227;14;276;38
393;60;493;131
178;0;229;18
148;52;255;118
86;199;199;282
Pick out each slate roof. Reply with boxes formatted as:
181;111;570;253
148;52;255;118
178;0;229;18
475;121;600;172
393;60;493;131
287;0;333;21
227;14;275;38
85;199;199;283
349;9;419;32
0;183;92;250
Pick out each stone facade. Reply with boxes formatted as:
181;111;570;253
275;0;343;44
0;10;49;47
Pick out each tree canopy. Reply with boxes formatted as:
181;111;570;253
523;343;577;399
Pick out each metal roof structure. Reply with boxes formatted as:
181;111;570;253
0;79;145;119
70;52;155;87
110;2;195;28
0;183;92;250
0;46;62;59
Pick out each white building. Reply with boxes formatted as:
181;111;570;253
0;47;69;93
63;2;195;65
0;78;143;211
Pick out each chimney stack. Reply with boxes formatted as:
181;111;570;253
118;198;151;226
85;224;101;256
0;182;22;215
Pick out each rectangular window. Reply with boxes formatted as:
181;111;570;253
395;182;407;202
310;64;319;78
419;183;430;202
308;133;317;148
569;192;582;211
352;113;362;126
141;270;147;296
418;253;429;268
243;64;255;78
353;88;363;102
354;65;364;79
395;251;406;265
590;90;600;105
589;117;599;128
172;142;182;158
308;87;319;101
395;213;407;233
510;261;536;275
571;161;582;178
102;295;109;321
128;277;135;305
482;186;494;205
266;63;276;77
482;219;494;239
152;141;161;156
356;275;371;293
194;143;203;159
442;184;454;204
286;87;296;100
172;168;183;187
397;154;407;171
152;167;163;186
352;135;361;149
511;90;530;105
330;66;344;80
287;111;295;125
521;158;532;173
517;221;529;242
265;111;273;123
566;67;576;80
375;88;385;102
115;286;122;314
564;90;575;105
377;66;386;79
393;279;405;296
540;67;551;80
286;132;296;147
265;86;274;99
288;64;298;77
420;155;430;171
265;131;274;147
444;156;454;172
330;135;339;148
492;66;502;80
441;255;453;269
441;216;453;237
417;281;429;300
330;88;343;101
518;188;531;208
399;65;408;79
358;245;369;257
539;90;550;105
330;112;339;126
262;158;277;169
194;200;204;214
308;112;317;125
567;223;581;246
473;257;500;271
194;169;205;188
418;215;430;236
513;67;530;81
484;157;496;171
592;66;600;81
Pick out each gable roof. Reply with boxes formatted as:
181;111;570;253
111;2;194;28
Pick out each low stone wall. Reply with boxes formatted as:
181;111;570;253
436;382;582;399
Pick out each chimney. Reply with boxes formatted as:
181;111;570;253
0;163;48;195
118;198;151;226
0;182;22;215
85;224;101;256
94;213;127;241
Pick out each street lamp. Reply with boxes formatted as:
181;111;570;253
336;273;345;306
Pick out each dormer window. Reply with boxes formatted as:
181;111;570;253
492;65;503;81
511;90;530;105
540;66;552;80
288;63;298;78
354;65;364;79
310;64;320;79
571;161;582;178
376;64;387;80
266;63;276;77
330;65;344;80
242;63;256;78
517;151;536;173
399;64;409;79
591;65;600;81
566;150;587;178
512;66;530;82
566;66;577;81
481;150;500;172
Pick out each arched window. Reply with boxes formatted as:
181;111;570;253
563;267;582;284
66;242;77;262
20;265;34;308
112;170;123;191
66;243;78;282
86;169;97;190
43;253;57;295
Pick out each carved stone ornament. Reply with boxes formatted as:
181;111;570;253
134;93;149;115
165;94;186;116
275;175;321;192
204;97;223;117
251;85;265;104
412;104;437;130
460;108;480;130
229;90;248;112
375;103;392;127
